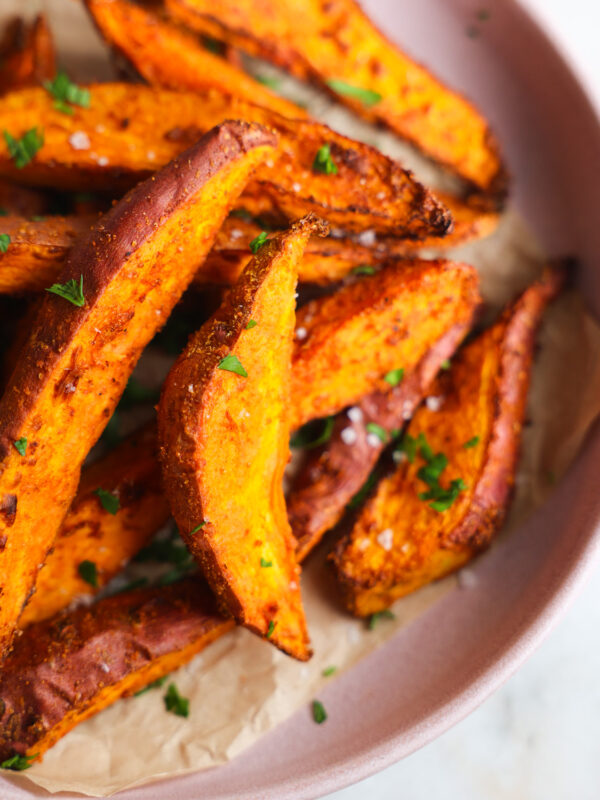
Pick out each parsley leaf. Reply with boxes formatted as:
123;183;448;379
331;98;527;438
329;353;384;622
326;79;382;107
440;358;451;370
351;265;376;276
312;143;338;175
0;233;10;253
218;354;248;377
312;699;327;724
190;521;206;534
3;128;44;168
45;274;85;306
164;683;189;717
366;422;388;443
78;559;98;587
249;231;268;253
290;416;334;449
266;620;276;638
94;487;120;515
384;368;404;387
0;753;38;771
260;557;272;567
256;74;281;90
13;437;27;456
463;436;480;449
246;319;258;329
367;609;395;630
409;434;467;512
134;675;168;696
44;71;90;115
322;665;337;677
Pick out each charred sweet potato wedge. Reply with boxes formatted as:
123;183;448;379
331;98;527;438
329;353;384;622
290;259;481;427
0;15;56;95
84;0;305;120
0;579;233;763
20;424;170;627
330;267;565;616
288;321;474;561
166;0;507;201
0;83;449;237
159;217;327;660
0;120;276;657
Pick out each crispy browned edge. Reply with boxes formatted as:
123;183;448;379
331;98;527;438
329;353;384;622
289;319;475;561
0;14;56;94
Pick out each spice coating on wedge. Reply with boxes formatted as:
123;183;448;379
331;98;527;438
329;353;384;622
290;259;481;427
0;83;449;237
0;120;276;657
330;268;565;616
159;217;327;660
166;0;508;201
0;580;232;762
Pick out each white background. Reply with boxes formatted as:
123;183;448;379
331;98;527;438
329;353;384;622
325;3;600;799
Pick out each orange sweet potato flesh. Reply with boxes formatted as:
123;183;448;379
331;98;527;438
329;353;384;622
330;267;565;616
0;120;276;658
84;0;305;120
290;259;481;428
288;320;475;562
0;15;56;95
166;0;508;201
0;579;233;762
159;217;327;661
20;424;170;627
0;83;450;238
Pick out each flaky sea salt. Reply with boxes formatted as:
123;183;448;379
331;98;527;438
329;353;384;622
295;327;307;340
340;427;358;445
366;433;381;448
376;528;394;551
425;395;443;412
69;131;90;150
347;406;363;423
458;568;478;589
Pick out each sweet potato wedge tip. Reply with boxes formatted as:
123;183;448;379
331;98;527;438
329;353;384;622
330;267;565;617
288;320;475;562
84;0;306;120
166;0;508;201
0;83;450;238
159;216;327;661
290;259;482;428
0;580;233;763
0;120;276;658
20;424;170;627
0;14;56;95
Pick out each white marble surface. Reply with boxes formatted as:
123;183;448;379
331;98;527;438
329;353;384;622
325;2;600;799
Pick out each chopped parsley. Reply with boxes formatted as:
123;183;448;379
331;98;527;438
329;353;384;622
312;143;338;175
367;609;395;630
0;233;10;253
326;79;382;107
351;265;376;276
409;432;467;512
94;487;120;515
190;521;206;534
13;437;27;456
256;74;281;90
290;416;334;449
78;559;98;587
346;468;379;510
44;71;90;115
463;436;480;449
246;319;258;329
134;675;167;696
266;620;276;638
45;274;85;306
384;368;404;387
0;753;38;771
440;359;451;370
164;683;189;718
322;665;337;677
365;422;388;443
311;699;327;724
260;557;273;568
218;353;248;377
394;431;427;464
249;231;268;253
3;128;44;168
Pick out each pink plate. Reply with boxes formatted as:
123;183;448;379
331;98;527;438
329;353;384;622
4;0;600;797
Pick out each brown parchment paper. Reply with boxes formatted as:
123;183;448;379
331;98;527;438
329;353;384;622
4;0;600;796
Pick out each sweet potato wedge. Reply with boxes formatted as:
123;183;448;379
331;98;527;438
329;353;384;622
0;15;56;95
159;217;326;660
330;267;565;616
0;178;49;217
0;83;449;237
166;0;507;201
20;424;170;627
84;0;305;120
0;120;276;657
0;579;233;763
288;321;474;562
290;259;481;428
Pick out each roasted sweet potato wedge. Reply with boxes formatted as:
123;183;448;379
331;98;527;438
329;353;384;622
166;0;507;201
0;15;56;95
0;120;276;657
0;83;449;237
84;0;305;120
0;178;49;217
288;321;474;561
330;267;565;616
159;217;327;660
290;259;481;428
0;579;232;763
20;424;170;627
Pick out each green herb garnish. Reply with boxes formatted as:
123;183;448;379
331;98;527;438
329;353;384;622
326;79;382;107
266;620;276;638
256;74;281;90
45;274;85;306
384;368;404;387
78;559;98;587
134;675;167;696
0;233;10;253
463;436;480;449
246;319;258;329
190;521;206;534
368;609;395;630
410;435;466;511
249;231;268;253
322;666;337;677
351;265;376;276
260;557;273;568
312;143;338;175
366;422;388;443
44;71;90;115
218;354;248;377
0;753;38;771
164;683;189;718
94;487;120;515
440;359;451;370
13;437;27;456
290;416;334;449
312;699;327;724
3;128;44;168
